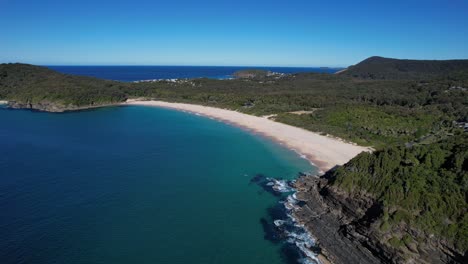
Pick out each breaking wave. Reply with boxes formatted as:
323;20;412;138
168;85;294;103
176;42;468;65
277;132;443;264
251;173;323;264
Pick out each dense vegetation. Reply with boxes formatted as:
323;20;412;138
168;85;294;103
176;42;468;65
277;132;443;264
329;133;467;253
0;63;128;106
129;70;468;147
1;57;467;257
342;56;468;80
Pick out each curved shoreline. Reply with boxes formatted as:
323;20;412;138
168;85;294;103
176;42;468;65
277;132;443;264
125;100;373;263
125;100;371;172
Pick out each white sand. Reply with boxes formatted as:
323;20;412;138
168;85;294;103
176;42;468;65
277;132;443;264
126;100;371;171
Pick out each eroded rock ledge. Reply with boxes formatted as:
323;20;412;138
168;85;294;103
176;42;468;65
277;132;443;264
292;176;462;264
6;101;121;112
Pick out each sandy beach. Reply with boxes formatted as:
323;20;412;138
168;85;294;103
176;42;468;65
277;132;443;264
126;100;371;171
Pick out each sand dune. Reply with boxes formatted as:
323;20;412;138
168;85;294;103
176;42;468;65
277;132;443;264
126;100;371;172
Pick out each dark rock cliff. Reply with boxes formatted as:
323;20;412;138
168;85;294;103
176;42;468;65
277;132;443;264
292;176;464;264
7;100;121;112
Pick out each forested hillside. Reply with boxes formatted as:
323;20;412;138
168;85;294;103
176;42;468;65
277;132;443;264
329;133;467;255
341;56;468;79
0;63;128;109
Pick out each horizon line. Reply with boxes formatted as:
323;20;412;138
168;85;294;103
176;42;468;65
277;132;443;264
0;61;347;68
41;64;346;68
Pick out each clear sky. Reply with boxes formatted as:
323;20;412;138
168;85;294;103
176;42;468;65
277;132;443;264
1;0;467;67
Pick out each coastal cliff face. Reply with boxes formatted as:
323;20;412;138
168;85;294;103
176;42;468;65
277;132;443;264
292;176;465;264
7;100;69;112
6;100;120;112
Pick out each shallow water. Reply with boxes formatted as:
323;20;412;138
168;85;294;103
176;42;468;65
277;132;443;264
0;105;315;264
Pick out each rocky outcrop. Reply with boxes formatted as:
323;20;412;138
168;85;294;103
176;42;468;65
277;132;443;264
292;176;464;264
6;100;121;112
8;100;67;112
292;176;385;264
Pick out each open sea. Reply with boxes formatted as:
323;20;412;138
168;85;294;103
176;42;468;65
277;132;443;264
46;65;341;82
0;102;317;263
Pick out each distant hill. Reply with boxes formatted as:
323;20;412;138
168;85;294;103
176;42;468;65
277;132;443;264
340;56;468;79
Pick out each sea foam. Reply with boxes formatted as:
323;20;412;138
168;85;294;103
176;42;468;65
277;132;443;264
263;176;322;264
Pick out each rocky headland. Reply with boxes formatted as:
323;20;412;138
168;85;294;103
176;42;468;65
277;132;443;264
6;100;122;112
291;175;465;264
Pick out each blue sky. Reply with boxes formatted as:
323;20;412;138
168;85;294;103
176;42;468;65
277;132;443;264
1;0;467;66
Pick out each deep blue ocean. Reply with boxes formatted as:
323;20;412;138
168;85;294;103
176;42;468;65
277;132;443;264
0;104;316;264
46;65;341;82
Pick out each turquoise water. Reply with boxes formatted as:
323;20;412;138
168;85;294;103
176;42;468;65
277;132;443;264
0;105;315;264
